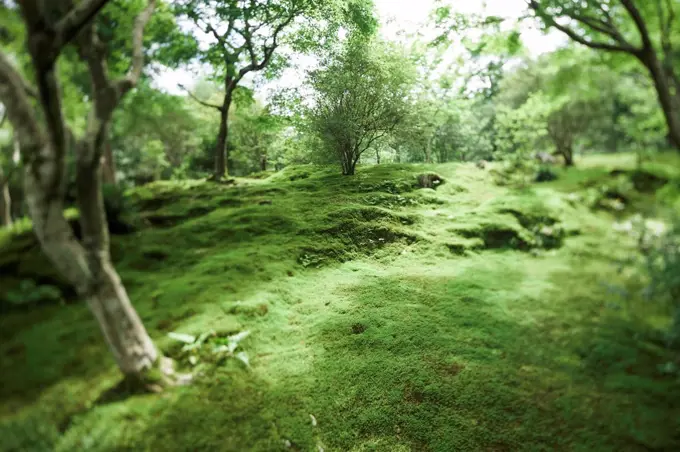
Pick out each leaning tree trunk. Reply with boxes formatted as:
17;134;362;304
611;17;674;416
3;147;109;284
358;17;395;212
77;143;158;374
0;0;163;382
639;50;680;150
561;146;574;167
0;169;10;227
101;141;116;185
214;91;233;180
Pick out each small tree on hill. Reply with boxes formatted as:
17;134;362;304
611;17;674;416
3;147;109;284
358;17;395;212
175;0;376;180
306;38;416;175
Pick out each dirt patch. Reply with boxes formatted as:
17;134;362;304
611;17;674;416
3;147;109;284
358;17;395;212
351;323;367;334
403;383;425;404
445;362;465;376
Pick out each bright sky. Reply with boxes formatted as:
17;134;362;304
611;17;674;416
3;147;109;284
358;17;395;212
155;0;564;98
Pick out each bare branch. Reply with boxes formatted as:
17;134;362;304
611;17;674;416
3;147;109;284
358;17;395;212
0;49;45;168
178;84;225;111
117;0;157;95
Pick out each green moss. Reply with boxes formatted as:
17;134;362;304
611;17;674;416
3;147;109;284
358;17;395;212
1;155;679;451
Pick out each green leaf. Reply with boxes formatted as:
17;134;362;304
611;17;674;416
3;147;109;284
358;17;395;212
168;332;196;344
227;330;251;353
235;352;250;368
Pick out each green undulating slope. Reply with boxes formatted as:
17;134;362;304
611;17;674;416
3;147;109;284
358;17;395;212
1;155;680;451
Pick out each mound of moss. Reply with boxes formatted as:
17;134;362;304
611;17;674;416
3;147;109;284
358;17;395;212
2;155;679;451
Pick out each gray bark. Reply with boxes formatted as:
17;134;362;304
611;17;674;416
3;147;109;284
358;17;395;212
0;166;10;227
0;0;159;378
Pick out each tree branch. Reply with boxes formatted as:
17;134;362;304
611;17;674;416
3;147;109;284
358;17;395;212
54;0;112;52
620;0;653;50
178;84;224;111
237;9;297;78
117;0;157;95
527;0;640;54
0;49;46;173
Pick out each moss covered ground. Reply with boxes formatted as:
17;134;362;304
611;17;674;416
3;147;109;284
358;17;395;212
1;154;680;451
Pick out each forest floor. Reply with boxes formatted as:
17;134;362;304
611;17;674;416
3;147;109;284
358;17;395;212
1;154;680;451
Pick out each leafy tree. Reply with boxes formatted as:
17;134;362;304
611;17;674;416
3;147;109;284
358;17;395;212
111;83;210;184
305;38;416;175
174;0;376;180
528;0;680;151
230;102;283;174
0;0;173;383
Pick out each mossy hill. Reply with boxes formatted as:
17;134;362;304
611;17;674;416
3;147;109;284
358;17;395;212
1;154;680;451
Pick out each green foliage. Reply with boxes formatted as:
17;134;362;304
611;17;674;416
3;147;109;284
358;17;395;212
635;218;680;343
5;280;62;307
304;38;417;174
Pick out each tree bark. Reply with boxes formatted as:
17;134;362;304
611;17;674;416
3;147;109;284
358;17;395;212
0;0;163;381
260;153;267;172
0;167;10;227
101;141;116;184
638;49;680;149
214;91;233;180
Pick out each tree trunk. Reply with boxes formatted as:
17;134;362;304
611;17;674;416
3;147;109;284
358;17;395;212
639;50;680;150
214;91;233;180
23;144;159;376
375;148;381;164
260;153;267;172
0;0;163;383
101;141;116;184
86;259;159;375
0;168;10;227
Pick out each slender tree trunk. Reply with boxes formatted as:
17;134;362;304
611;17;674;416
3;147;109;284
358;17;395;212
562;146;574;166
24;148;158;376
375;148;381;164
214;91;233;180
0;0;163;383
639;50;680;150
101;141;116;184
260;153;267;172
76;143;158;375
0;168;10;227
